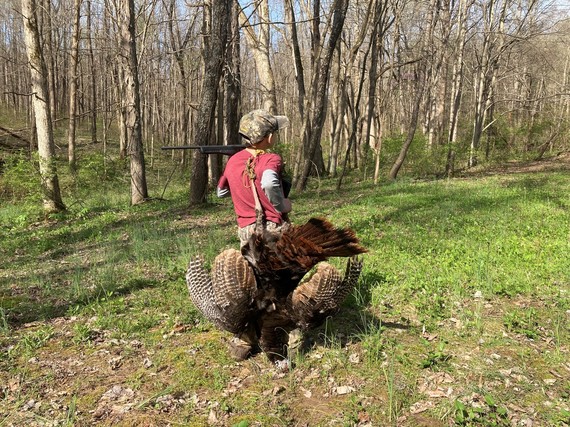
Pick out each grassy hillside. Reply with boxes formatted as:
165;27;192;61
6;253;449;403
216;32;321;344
1;155;569;426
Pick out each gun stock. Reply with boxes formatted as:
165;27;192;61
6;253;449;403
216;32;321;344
161;145;246;156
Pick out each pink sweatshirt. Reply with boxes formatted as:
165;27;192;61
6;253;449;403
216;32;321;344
217;150;290;227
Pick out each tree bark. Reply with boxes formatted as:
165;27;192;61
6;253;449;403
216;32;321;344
189;0;229;205
119;0;149;205
295;0;348;192
67;0;82;172
224;0;241;146
285;0;306;117
41;0;57;124
86;0;98;144
239;0;277;113
22;0;65;213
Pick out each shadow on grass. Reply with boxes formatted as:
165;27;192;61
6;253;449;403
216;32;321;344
344;173;568;243
0;274;162;327
302;269;414;353
0;201;235;328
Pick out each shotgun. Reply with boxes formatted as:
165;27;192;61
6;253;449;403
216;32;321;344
161;145;246;156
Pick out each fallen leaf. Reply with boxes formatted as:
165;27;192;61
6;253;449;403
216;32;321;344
358;410;371;423
207;409;218;425
349;353;360;364
334;386;355;395
409;400;435;414
422;332;438;341
300;386;312;398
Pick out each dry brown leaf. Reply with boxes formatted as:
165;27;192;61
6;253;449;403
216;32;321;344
300;386;312;398
334;386;355;395
409;400;435;414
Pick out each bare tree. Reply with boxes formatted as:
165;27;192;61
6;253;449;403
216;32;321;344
118;0;149;204
189;0;229;205
446;0;473;176
40;0;57;123
239;0;277;113
86;0;97;144
389;0;436;180
224;0;241;145
21;0;65;213
67;0;82;172
284;0;306;117
295;0;349;192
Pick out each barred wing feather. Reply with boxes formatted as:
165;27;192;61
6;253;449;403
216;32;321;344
291;257;363;330
186;249;257;334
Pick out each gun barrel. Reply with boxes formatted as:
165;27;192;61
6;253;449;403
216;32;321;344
161;145;246;156
160;146;200;150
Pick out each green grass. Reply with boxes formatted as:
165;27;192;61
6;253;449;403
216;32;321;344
0;152;569;426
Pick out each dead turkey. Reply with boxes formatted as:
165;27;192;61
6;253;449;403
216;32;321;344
186;217;367;364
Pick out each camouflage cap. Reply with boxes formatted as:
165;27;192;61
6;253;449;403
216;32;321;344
239;109;290;145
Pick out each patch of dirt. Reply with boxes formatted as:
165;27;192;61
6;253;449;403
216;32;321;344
461;151;570;176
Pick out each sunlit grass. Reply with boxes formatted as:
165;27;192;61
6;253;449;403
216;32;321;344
0;151;569;425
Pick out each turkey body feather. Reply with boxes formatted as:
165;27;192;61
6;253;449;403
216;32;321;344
186;217;367;362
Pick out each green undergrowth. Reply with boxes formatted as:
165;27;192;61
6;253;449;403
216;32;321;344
1;157;569;426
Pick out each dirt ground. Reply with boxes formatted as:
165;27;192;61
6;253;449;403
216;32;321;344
461;152;570;176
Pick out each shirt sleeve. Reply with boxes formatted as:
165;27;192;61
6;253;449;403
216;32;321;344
217;175;230;198
260;169;291;213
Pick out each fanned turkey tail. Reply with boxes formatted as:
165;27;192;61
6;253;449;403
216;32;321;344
242;217;367;293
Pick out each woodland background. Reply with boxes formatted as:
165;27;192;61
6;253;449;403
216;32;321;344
1;1;570;426
1;0;569;211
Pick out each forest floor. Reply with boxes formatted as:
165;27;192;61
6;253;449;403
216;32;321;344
1;153;569;426
462;151;570;175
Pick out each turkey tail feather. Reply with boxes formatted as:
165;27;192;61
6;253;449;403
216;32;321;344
280;217;367;259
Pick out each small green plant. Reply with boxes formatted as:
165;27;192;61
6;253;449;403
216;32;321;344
453;394;509;426
63;395;78;426
321;316;341;349
503;308;540;339
72;323;94;344
557;408;570;424
383;357;398;423
19;325;55;353
421;341;452;369
359;320;385;366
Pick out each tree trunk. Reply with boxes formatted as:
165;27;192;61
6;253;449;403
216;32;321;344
224;0;241;145
389;0;434;180
189;0;229;205
285;0;306;117
119;0;148;205
295;0;348;192
41;0;57;124
389;70;424;180
446;0;472;177
329;45;346;177
67;0;82;172
469;0;507;168
239;0;277;113
22;0;65;213
86;0;98;144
